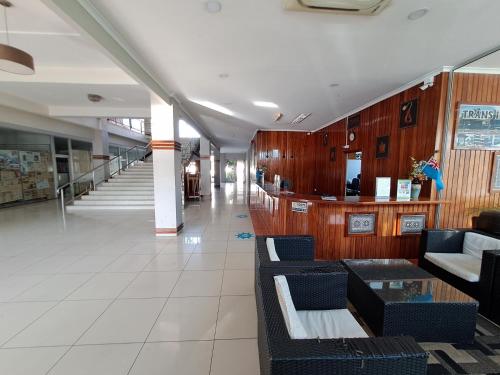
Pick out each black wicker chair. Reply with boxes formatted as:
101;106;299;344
256;267;429;375
419;210;500;324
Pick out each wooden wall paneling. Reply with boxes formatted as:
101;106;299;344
439;73;500;228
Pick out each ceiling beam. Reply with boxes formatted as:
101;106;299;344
42;0;218;148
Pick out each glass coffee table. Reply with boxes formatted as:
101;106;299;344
342;259;478;343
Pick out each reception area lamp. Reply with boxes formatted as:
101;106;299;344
0;0;35;75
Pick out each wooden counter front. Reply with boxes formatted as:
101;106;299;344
250;184;441;260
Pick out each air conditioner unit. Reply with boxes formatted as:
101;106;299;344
283;0;391;15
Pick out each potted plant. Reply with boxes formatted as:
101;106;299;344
409;157;427;200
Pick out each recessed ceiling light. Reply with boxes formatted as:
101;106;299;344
408;8;429;21
87;93;103;103
219;73;229;79
253;101;279;109
205;1;222;13
329;83;340;88
191;99;234;116
111;96;125;102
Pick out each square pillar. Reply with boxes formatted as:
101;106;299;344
213;147;221;188
200;137;211;197
151;94;183;236
92;121;110;183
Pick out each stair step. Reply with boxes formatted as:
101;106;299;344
89;190;154;196
82;195;153;200
111;177;152;182
74;200;154;206
97;186;154;191
103;182;153;187
67;205;154;211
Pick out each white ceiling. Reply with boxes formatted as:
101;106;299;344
0;0;150;120
85;0;500;151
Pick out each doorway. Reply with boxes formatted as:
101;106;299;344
345;151;362;196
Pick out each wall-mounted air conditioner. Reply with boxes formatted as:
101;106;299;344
283;0;391;15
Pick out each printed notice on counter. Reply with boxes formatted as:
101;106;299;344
375;177;391;199
291;201;308;213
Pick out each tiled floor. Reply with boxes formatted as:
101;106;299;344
0;183;260;375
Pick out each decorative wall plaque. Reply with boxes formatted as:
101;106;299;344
348;113;361;129
291;201;308;213
330;147;336;162
376;135;390;159
400;98;419;128
346;213;377;236
398;213;426;235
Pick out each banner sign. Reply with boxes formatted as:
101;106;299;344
455;104;500;150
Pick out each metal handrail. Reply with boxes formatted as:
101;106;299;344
57;144;150;208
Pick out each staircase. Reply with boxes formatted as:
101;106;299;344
66;161;154;211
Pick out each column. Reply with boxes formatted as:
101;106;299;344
220;153;226;184
213;146;221;188
199;136;211;197
92;121;110;183
151;94;183;236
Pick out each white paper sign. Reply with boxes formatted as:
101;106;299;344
375;177;391;198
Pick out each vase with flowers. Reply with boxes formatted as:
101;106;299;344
408;157;427;200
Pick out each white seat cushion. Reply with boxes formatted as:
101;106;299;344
463;232;500;259
274;276;307;339
425;253;481;282
297;309;368;339
266;238;280;261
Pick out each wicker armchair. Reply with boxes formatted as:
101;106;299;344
256;267;429;375
419;210;500;324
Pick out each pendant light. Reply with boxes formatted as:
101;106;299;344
0;0;34;75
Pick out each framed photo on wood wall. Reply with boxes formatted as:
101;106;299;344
454;103;500;150
491;152;500;193
400;99;419;128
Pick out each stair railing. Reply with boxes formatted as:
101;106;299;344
57;145;149;210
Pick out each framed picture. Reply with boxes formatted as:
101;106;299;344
376;135;390;159
397;213;427;235
347;112;361;129
491;152;500;193
345;212;378;236
400;99;418;128
454;103;500;150
330;147;336;162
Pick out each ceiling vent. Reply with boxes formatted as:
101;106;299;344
290;113;311;125
283;0;391;15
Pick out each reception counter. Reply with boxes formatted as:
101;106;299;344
250;184;442;260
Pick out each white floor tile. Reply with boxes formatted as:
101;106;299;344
103;254;157;273
67;273;137;300
171;271;223;297
119;272;180;298
20;255;83;274
143;254;190;271
59;255;119;273
194;240;228;253
221;270;254;296
215;296;257;339
0;275;49;302
185;253;226;271
48;343;142;375
14;274;93;301
77;298;165;344
147;297;219;341
4;300;111;347
226;241;255;253
211;339;260;375
129;341;213;375
0;347;68;375
225;253;255;270
0;301;56;345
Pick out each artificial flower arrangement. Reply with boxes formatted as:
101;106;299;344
409;157;428;184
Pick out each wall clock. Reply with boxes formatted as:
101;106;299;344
348;131;356;142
